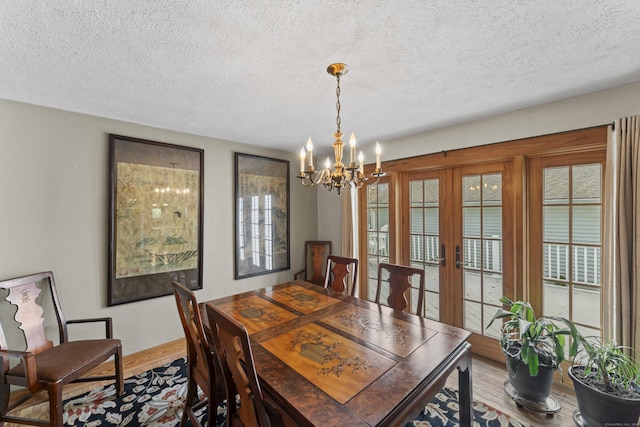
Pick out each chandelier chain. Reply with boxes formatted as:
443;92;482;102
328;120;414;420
335;74;341;134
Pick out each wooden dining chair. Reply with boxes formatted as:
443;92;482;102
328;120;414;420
375;263;426;315
0;271;123;427
206;304;272;427
293;241;332;285
171;281;228;427
324;255;358;296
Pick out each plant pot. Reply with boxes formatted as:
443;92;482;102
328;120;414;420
569;366;640;427
505;353;556;402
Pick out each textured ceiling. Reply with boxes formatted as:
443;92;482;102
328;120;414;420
2;1;640;153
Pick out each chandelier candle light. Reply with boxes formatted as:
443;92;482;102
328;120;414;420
298;63;385;195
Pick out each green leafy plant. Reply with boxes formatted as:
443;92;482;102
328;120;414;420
487;296;581;376
573;336;640;397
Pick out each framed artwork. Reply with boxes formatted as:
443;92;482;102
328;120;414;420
108;134;204;305
234;153;290;279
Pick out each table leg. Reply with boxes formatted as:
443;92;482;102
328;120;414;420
457;344;473;427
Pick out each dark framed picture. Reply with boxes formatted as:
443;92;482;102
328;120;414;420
234;153;290;279
108;134;204;305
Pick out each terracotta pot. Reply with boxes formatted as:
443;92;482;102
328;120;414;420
569;366;640;427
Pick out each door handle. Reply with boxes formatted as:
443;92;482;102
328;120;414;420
430;244;446;267
455;245;471;268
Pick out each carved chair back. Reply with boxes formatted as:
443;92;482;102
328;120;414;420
294;241;332;285
0;271;123;427
324;255;358;296
375;263;425;315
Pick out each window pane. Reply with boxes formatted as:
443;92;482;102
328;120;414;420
368;256;379;279
378;184;389;205
368;232;378;255
425;208;439;235
463;238;481;269
484;304;502;339
410;208;423;234
410;181;423;205
543;243;569;281
463;175;481;206
463;208;481;237
483;273;502;304
544;206;569;242
464;301;482;333
543;281;569;318
424;179;438;205
410;234;423;262
573;246;601;285
368;209;378;230
464;271;481;301
425;291;439;320
379;208;389;230
573;164;601;203
367;185;377;205
572;286;600;328
482;174;502;205
483;207;502;237
483;240;502;272
544;166;569;204
425;265;439;292
367;279;377;303
572;206;601;245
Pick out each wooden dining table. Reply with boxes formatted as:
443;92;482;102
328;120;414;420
205;280;473;427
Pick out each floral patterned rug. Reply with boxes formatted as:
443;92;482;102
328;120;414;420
62;357;528;426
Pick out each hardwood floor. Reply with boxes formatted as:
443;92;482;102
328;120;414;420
7;339;578;426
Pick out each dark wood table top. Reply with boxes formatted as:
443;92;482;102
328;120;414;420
206;280;472;426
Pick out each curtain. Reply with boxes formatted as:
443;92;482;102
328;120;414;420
603;115;640;355
341;186;355;258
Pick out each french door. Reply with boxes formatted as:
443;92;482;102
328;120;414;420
357;127;607;363
400;162;514;359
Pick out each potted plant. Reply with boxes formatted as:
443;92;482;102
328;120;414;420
569;337;640;427
487;297;581;402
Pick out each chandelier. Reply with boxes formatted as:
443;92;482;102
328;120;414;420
297;63;385;195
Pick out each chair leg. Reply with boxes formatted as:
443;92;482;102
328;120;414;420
115;345;124;397
181;372;198;427
0;380;9;420
207;397;216;427
48;382;64;427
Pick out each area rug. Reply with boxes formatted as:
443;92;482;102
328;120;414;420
62;357;528;426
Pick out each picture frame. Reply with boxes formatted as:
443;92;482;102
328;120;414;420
234;153;290;279
108;134;204;305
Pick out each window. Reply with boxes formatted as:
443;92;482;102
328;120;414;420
364;180;392;299
531;158;604;339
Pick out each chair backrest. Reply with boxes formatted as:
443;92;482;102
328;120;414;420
171;282;219;399
0;271;67;356
302;240;332;285
206;304;271;427
324;255;358;296
375;263;425;314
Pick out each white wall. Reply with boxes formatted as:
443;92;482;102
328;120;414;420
0;99;317;355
